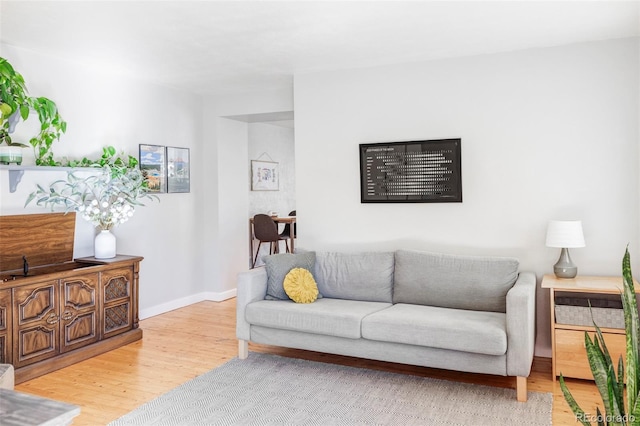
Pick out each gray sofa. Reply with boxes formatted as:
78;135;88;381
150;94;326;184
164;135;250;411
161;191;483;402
236;249;536;402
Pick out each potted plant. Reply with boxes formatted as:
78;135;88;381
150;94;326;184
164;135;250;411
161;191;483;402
25;147;158;258
560;247;640;425
0;102;26;164
0;57;66;165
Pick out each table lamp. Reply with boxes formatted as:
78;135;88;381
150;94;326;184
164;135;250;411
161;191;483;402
545;220;585;278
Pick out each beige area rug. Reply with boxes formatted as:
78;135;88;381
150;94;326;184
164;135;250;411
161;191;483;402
110;352;552;425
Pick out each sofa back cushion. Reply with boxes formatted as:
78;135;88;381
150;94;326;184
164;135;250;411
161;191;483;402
393;250;519;312
314;252;394;303
264;252;317;300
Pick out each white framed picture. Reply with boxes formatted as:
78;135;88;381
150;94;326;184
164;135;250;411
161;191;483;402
251;160;279;191
167;146;190;193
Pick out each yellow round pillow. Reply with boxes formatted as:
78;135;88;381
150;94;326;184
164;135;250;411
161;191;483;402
283;268;319;303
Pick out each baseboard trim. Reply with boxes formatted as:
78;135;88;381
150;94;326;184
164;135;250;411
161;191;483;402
140;289;237;319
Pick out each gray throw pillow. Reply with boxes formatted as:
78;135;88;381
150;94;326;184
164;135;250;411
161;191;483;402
263;252;317;300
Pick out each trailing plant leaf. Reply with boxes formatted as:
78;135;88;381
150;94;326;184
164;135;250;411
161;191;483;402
0;57;66;162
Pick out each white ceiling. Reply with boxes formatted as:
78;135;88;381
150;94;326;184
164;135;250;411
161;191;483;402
1;1;639;97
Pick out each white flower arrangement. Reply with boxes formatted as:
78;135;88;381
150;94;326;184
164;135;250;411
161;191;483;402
77;197;135;230
26;164;157;230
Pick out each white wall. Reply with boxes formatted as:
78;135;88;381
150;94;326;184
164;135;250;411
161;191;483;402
0;44;205;318
294;38;640;356
202;89;294;290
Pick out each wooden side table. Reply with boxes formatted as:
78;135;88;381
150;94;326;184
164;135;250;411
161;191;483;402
542;274;629;380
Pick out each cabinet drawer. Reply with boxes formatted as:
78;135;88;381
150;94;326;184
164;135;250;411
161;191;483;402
556;329;626;380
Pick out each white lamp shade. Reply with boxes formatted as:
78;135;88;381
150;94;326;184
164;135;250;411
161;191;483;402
546;220;585;248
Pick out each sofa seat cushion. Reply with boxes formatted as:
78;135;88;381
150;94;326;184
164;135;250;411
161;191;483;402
361;304;507;356
246;298;392;339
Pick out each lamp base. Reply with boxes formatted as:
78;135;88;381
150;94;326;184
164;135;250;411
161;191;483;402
554;247;578;278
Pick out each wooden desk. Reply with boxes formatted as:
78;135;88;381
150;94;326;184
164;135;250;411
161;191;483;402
249;216;296;267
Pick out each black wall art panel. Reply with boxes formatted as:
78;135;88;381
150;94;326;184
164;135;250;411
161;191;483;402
359;139;462;203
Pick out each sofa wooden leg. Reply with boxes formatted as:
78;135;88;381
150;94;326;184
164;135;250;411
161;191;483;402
238;340;248;359
516;376;527;402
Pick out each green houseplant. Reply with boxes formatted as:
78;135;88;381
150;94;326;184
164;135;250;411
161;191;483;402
560;247;640;425
0;57;66;165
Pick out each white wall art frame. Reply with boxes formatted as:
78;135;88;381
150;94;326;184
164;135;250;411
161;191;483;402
251;160;279;191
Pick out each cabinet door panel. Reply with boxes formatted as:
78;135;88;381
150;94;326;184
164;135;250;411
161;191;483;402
64;278;97;309
0;289;11;364
104;303;130;336
61;274;100;352
18;326;56;359
103;269;131;302
64;312;97;347
555;329;626;380
13;280;59;367
17;284;56;322
102;267;133;338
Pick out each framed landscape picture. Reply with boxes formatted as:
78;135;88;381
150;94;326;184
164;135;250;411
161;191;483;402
139;144;167;193
251;160;279;191
167;146;190;193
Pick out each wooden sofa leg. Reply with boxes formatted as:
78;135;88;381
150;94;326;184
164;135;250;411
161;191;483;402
516;376;527;402
238;340;248;360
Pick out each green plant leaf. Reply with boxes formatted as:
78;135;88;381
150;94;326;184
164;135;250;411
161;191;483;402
618;355;626;405
596;407;605;426
593;320;626;419
19;104;28;120
585;331;615;415
606;364;626;425
623;247;640;415
24;192;36;207
559;374;591;426
630;396;640;425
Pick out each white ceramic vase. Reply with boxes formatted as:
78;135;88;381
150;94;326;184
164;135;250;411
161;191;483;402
94;230;116;259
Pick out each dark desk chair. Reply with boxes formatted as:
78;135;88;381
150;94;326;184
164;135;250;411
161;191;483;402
253;214;290;268
279;210;296;240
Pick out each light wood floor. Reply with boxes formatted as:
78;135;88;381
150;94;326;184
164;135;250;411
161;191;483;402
15;299;603;425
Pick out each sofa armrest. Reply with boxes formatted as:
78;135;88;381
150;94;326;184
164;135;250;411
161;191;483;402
506;271;536;377
236;267;268;341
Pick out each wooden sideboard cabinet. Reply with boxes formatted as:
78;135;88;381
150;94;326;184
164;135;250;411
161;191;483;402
0;213;143;383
